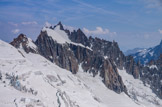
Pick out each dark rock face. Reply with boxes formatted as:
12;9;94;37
125;56;140;79
10;34;38;54
69;44;92;63
81;55;127;93
89;37;125;68
35;31;78;74
141;54;162;98
68;29;90;47
89;36;140;79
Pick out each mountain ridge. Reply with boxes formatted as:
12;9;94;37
130;40;162;65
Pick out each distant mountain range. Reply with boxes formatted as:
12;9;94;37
128;40;162;65
124;48;145;56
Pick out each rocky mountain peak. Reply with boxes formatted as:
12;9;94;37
54;21;64;30
18;33;27;38
77;28;83;33
10;34;38;53
34;22;127;94
68;28;90;46
10;33;28;48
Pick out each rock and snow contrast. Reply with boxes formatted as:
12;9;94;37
0;22;162;107
0;40;140;107
119;69;162;107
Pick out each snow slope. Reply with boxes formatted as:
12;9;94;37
0;40;143;107
0;40;102;107
76;65;141;107
118;69;162;107
26;38;37;50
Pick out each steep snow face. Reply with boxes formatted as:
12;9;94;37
0;40;141;107
118;69;162;107
26;38;37;50
42;25;71;44
42;25;92;51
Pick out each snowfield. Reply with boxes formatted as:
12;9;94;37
0;39;161;107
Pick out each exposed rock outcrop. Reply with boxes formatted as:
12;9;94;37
10;34;38;54
125;56;140;79
141;54;162;98
89;36;140;79
69;29;90;47
35;31;78;74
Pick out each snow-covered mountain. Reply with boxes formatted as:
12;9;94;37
124;48;145;56
130;40;162;65
0;22;162;107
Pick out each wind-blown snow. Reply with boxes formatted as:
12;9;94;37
42;25;92;51
0;40;143;107
118;69;162;107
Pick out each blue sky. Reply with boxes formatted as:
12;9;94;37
0;0;162;51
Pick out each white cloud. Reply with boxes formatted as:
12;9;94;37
158;29;162;34
12;29;20;34
22;21;37;25
63;25;76;32
83;27;116;37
